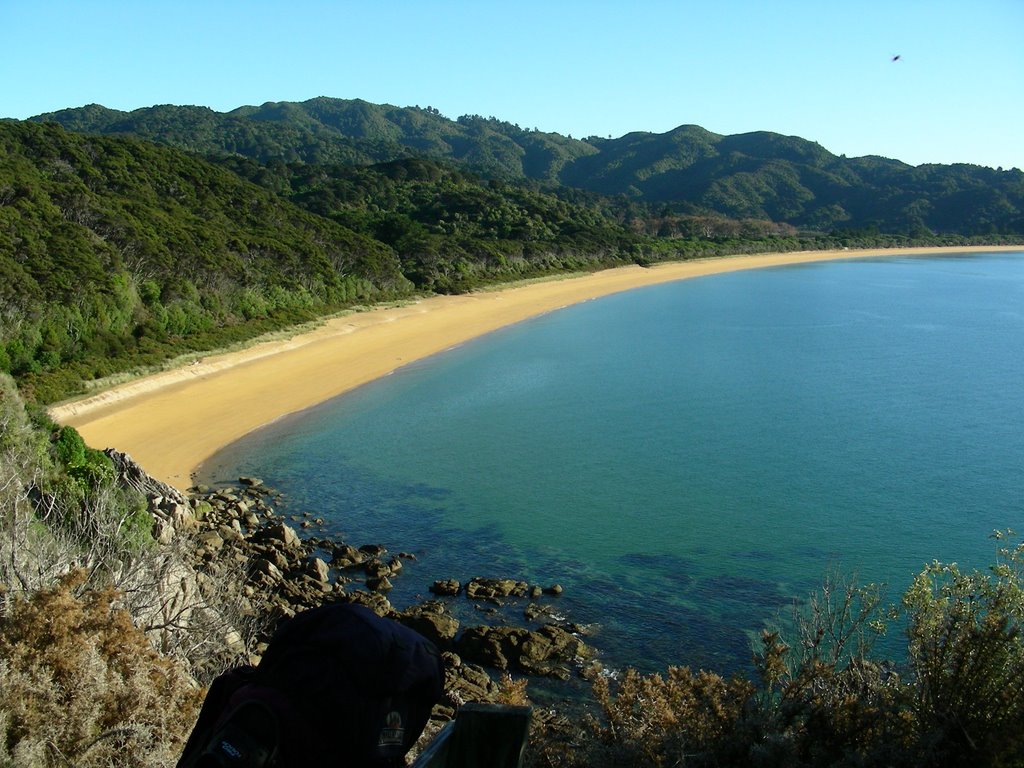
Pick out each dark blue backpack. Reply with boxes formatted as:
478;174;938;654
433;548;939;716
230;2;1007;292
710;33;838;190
178;603;445;767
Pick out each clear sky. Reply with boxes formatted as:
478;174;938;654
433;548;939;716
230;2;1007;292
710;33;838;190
3;0;1022;170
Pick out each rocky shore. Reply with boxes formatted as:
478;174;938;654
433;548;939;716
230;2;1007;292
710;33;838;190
110;450;595;730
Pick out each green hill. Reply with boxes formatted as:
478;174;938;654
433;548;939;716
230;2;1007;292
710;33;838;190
31;97;1024;235
32;98;597;181
0;121;652;402
566;128;1024;234
0;121;410;401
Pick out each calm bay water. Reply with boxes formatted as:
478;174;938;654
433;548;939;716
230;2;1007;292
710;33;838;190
201;252;1024;675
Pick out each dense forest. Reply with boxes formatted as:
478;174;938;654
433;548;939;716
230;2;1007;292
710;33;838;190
0;120;661;402
2;100;1023;404
0;121;411;402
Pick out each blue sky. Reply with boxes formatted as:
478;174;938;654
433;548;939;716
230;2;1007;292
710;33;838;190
4;0;1022;169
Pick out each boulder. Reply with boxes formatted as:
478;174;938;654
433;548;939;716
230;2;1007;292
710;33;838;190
456;624;591;678
169;502;198;532
261;522;302;549
254;558;283;582
364;558;394;579
456;625;524;670
341;590;393;617
441;652;502;706
331;544;364;568
191;499;214;522
400;605;460;649
196;530;224;552
524;603;552;622
217;524;243;543
152;517;175;545
254;546;289;572
366;575;393;592
306;557;330;583
521;625;590;665
465;578;529;601
430;579;461;596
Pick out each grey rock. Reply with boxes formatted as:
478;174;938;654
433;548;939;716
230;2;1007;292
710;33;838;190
465;577;529;600
430;579;461;596
196;530;224;551
307;557;330;583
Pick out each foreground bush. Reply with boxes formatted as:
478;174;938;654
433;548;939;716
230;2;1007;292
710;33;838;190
903;538;1024;765
586;666;753;767
569;540;1024;768
0;572;201;767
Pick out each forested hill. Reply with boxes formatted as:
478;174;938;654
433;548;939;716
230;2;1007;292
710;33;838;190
0;121;437;399
0;121;662;403
29;99;597;181
31;97;1024;235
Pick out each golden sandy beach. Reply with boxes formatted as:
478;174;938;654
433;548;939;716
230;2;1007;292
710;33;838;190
49;246;1023;489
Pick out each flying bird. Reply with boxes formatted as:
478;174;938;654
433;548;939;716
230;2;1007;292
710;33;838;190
892;54;902;62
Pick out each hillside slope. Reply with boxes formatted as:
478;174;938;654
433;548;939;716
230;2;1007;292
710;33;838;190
0;121;409;400
31;97;1024;234
0;121;654;402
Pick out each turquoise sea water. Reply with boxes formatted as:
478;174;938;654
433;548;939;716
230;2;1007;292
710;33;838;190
201;252;1024;675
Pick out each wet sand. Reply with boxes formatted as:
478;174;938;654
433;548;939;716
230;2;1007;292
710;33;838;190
49;246;1023;489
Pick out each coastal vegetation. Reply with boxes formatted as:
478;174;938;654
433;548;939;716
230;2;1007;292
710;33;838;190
2;99;1023;764
0;374;201;766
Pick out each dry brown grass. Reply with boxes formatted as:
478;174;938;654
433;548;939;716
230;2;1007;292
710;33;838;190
584;666;754;767
0;571;202;767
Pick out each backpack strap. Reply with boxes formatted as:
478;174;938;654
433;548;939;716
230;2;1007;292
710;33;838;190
192;696;280;767
177;666;256;768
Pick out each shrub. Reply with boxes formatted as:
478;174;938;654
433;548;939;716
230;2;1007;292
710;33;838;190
53;425;114;488
739;574;918;766
903;534;1024;766
0;572;202;767
52;424;86;467
571;553;1024;768
585;666;753;767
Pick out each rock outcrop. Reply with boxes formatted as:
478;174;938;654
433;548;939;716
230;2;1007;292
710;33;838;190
113;450;593;725
456;624;592;680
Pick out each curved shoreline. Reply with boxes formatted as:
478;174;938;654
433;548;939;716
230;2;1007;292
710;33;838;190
49;246;1023;489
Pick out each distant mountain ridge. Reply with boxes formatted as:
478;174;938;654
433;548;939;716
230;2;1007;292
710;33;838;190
30;97;1024;235
30;98;596;182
